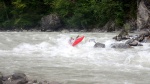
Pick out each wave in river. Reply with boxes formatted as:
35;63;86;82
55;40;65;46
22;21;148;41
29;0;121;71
0;32;150;84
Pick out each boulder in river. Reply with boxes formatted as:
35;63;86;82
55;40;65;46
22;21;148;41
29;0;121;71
94;42;105;48
113;29;130;41
133;30;150;42
0;72;62;84
111;43;131;49
125;39;143;46
3;72;28;84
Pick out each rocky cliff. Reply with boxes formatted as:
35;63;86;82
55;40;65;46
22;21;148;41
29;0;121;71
137;0;150;30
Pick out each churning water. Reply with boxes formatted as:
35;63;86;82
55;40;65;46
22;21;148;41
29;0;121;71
0;32;150;84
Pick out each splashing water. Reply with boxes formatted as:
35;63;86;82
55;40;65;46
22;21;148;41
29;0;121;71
0;32;150;84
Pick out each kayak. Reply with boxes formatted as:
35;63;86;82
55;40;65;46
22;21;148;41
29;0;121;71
72;36;84;46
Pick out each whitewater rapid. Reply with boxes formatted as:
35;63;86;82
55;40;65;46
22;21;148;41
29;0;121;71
0;32;150;84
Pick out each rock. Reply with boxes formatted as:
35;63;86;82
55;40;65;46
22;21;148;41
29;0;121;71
111;43;131;48
3;72;28;84
118;29;129;39
137;0;150;30
128;40;139;46
144;36;150;42
11;73;27;80
41;14;62;31
135;34;145;42
112;36;122;41
125;38;144;46
143;30;150;37
125;39;140;46
125;39;134;44
3;79;27;84
33;80;37;83
94;43;105;48
0;72;62;84
0;72;3;84
26;79;39;84
127;19;137;31
113;29;130;41
133;29;150;42
103;20;116;32
2;75;11;81
0;80;2;84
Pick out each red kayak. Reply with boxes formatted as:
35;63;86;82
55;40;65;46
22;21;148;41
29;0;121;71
72;36;84;46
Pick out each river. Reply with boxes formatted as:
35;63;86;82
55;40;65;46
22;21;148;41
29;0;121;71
0;32;150;84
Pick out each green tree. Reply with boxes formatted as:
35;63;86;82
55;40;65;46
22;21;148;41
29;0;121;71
0;0;137;31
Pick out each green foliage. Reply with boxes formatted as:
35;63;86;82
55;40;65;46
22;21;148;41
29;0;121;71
0;1;8;23
1;20;14;28
0;0;137;30
52;0;135;28
0;0;52;29
14;17;34;28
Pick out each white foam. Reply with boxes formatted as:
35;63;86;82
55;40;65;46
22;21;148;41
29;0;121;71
1;32;150;83
12;42;51;53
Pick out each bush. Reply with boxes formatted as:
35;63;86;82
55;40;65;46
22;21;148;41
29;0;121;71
2;20;14;29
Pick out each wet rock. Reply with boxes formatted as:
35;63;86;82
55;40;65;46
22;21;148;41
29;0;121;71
33;80;37;83
41;14;62;31
112;36;122;41
144;36;150;42
143;30;150;37
2;75;11;81
128;40;139;46
125;39;134;44
3;78;27;84
118;29;129;37
113;29;130;41
3;72;28;84
111;43;131;48
0;72;62;84
135;34;145;42
0;72;3;84
133;30;150;42
26;79;38;84
94;43;105;48
11;73;27;80
125;39;141;46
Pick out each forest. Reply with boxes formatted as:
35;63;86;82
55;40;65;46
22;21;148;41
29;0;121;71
0;0;136;30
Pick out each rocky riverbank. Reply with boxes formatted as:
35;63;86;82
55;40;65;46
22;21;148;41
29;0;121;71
0;72;62;84
92;29;150;49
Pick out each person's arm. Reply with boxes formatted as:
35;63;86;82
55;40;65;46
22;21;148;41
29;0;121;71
76;35;79;39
